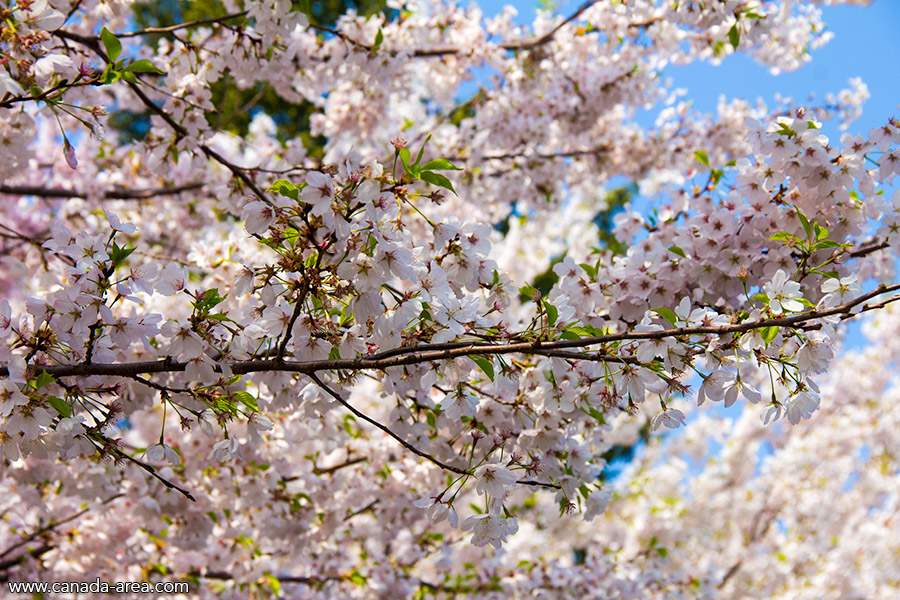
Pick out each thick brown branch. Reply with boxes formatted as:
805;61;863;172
4;285;899;381
0;182;203;201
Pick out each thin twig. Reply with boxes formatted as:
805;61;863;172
118;11;249;38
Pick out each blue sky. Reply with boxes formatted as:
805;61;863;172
471;0;898;348
474;0;899;139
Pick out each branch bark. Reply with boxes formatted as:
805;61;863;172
0;182;204;201
3;284;898;380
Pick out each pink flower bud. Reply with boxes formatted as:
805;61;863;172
63;138;77;169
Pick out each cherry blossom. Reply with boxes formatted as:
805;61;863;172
0;0;899;595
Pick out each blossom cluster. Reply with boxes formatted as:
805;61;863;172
0;0;898;596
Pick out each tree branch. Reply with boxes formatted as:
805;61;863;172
309;372;470;475
118;11;250;38
3;285;898;380
0;182;204;201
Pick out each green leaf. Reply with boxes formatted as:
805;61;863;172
263;574;282;596
760;326;780;345
47;396;72;418
470;355;495;381
373;28;384;51
578;262;598;278
100;27;122;62
585;405;606;423
348;569;367;586
815;239;842;249
398;147;411;168
543;300;559;326
414;134;431;167
693;150;709;166
123;59;166;74
728;24;740;50
667;245;686;258
420;171;457;195
653;307;678;326
768;232;797;242
421;158;462;171
194;288;226;313
814;223;829;240
121;71;137;84
34;370;56;390
109;241;135;266
519;284;538;300
268;179;299;201
797;210;812;240
775;122;794;137
563;325;598;339
232;391;259;413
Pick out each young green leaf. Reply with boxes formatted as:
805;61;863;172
123;59;166;75
398;147;411;168
760;326;780;345
100;27;122;62
268;179;299;201
796;210;812;240
543;299;559;327
653;307;678;326
414;134;431;167
728;24;740;49
232;391;259;413
470;355;495;381
47;395;73;418
421;158;462;171
34;370;57;390
693;150;709;166
420;171;457;195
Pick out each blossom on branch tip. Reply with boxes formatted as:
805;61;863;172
460;512;518;549
144;443;180;465
651;407;687;431
763;269;804;314
474;463;517;499
242;201;276;236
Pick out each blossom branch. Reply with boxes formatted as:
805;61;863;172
116;11;250;38
53;29;272;204
309;373;559;489
4;285;900;380
308;372;469;476
411;0;599;57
